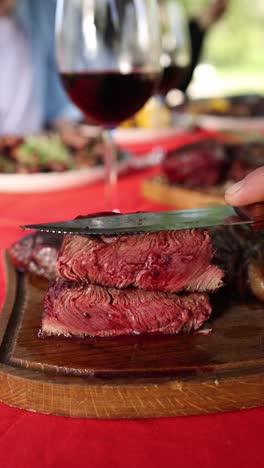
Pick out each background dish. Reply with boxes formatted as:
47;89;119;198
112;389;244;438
0;156;129;192
0;127;130;192
114;126;181;148
173;94;264;132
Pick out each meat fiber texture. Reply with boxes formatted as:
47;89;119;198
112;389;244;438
42;280;212;338
41;227;224;338
57;230;224;293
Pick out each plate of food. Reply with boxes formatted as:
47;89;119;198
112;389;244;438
0;129;129;192
173;94;264;132
142;136;264;208
0;212;263;418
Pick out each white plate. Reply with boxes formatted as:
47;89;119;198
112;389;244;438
0;159;129;193
114;127;181;147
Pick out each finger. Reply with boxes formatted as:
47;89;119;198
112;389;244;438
225;166;264;206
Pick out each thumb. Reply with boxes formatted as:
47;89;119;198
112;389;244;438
225;166;264;206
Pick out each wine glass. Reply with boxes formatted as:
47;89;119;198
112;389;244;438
55;0;161;209
158;0;191;99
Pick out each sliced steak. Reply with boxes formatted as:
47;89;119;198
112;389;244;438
41;280;212;337
9;232;62;280
57;229;224;293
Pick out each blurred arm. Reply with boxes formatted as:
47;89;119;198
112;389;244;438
179;19;206;93
180;0;229;93
197;0;229;30
42;0;82;127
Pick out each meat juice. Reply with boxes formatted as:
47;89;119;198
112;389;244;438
60;71;160;126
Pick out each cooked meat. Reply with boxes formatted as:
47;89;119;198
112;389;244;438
211;225;264;300
57;229;224;293
0;130;120;174
9;214;226;338
163;148;225;187
9;232;62;280
41;280;212;337
8;213;119;280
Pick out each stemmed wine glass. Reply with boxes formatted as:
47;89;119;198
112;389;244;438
158;0;191;98
55;0;161;209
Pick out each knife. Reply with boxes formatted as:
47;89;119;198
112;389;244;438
22;203;264;235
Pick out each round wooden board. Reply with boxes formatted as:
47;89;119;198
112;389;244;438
0;253;264;419
142;176;225;209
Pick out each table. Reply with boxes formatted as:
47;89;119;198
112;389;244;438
0;168;263;468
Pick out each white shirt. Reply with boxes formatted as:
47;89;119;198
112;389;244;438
0;16;41;135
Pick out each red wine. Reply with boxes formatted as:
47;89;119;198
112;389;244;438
60;71;160;126
158;65;189;96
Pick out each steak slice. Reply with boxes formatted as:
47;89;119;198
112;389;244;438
9;232;62;281
41;280;212;337
57;229;224;293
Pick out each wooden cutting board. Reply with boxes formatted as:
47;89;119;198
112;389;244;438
142;176;225;208
0;252;263;418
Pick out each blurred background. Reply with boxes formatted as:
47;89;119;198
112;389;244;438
181;0;264;97
1;0;264;192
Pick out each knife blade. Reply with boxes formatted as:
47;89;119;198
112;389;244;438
22;204;259;235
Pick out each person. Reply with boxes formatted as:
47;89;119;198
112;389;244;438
180;0;230;92
225;166;264;205
0;0;79;135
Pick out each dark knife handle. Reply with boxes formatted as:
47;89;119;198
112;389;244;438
234;202;264;231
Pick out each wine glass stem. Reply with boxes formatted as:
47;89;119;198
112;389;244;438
103;128;118;211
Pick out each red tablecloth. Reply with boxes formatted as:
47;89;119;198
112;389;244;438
0;159;263;468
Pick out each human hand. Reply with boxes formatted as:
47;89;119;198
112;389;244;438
198;0;229;30
225;166;264;206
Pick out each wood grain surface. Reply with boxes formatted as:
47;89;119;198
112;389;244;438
0;252;263;418
142;176;225;209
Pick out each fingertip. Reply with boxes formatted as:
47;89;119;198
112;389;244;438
224;179;245;206
225;166;264;206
